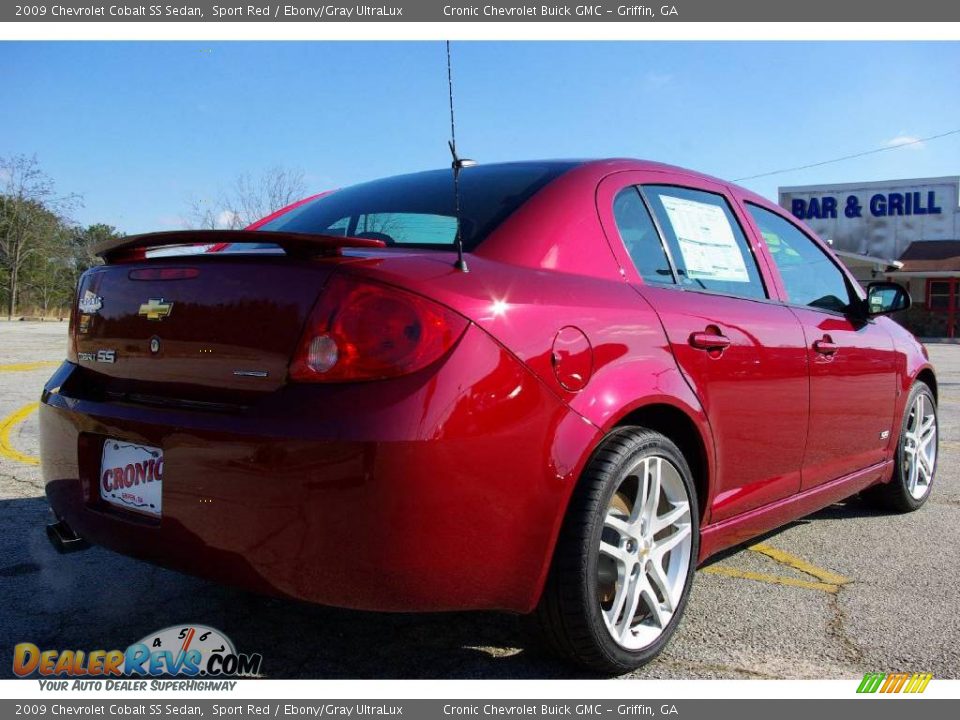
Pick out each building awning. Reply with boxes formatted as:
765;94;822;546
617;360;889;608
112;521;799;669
895;240;960;273
833;250;901;271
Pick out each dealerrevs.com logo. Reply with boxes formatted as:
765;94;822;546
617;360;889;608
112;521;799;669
13;625;263;686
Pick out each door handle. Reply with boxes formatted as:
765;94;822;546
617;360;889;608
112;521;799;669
813;337;839;355
689;331;732;351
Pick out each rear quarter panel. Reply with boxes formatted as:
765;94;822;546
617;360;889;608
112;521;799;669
338;164;718;534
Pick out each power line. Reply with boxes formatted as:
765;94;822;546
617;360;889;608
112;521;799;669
733;128;960;182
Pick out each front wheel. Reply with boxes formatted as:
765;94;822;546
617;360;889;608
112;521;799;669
863;381;938;512
526;427;698;674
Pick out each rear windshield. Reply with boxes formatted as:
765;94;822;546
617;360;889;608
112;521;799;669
256;162;579;251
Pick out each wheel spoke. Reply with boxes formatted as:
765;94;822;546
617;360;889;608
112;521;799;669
616;570;644;640
646;558;676;611
604;513;631;537
640;458;661;529
600;540;629;566
603;563;630;628
908;448;920;493
639;577;667;629
652;501;690;534
917;450;933;481
627;458;650;526
653;523;691;558
913;397;924;431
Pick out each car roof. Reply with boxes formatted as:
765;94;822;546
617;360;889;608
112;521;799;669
439;158;751;197
405;158;731;184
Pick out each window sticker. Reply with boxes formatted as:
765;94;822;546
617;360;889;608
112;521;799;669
660;195;750;282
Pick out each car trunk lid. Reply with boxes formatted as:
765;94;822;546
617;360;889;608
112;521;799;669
72;231;385;399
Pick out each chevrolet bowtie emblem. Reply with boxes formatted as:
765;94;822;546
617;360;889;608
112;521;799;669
138;298;174;321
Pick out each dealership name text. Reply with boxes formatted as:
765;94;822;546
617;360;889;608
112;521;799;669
443;5;678;17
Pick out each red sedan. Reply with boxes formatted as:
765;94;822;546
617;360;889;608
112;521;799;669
40;159;938;673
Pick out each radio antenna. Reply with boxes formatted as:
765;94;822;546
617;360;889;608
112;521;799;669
446;40;475;273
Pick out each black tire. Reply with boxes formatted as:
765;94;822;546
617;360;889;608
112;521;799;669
525;427;699;674
863;381;938;513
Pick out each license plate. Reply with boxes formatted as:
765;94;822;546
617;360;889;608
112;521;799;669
99;440;164;518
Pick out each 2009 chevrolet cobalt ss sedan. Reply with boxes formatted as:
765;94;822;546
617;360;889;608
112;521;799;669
41;160;937;673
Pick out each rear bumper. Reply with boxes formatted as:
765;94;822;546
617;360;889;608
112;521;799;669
40;325;599;613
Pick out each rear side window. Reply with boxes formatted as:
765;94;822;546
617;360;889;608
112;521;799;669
643;186;767;300
327;213;457;245
612;187;674;285
745;203;854;313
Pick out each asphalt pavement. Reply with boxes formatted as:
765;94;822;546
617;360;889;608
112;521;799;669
1;321;957;679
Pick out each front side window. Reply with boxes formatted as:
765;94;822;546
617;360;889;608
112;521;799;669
746;203;854;313
612;187;674;285
643;186;767;300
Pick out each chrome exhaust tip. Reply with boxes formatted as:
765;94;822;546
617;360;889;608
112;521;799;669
46;518;89;554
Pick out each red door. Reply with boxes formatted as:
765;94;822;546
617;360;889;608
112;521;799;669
646;288;811;520
740;201;899;489
598;174;809;523
788;309;898;487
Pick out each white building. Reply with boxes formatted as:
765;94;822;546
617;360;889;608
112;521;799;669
779;176;960;338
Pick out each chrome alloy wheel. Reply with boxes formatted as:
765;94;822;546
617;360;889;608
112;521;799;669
597;456;693;650
902;392;937;501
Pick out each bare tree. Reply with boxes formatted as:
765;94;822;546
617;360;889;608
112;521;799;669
230;166;306;226
182;166;307;230
183;195;225;230
0;154;81;319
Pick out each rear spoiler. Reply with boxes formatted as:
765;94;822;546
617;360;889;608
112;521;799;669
94;230;386;263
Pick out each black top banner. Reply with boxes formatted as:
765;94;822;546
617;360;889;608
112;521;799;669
6;0;960;22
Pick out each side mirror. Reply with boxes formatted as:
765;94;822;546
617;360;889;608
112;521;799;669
863;281;911;317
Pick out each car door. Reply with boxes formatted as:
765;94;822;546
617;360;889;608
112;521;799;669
740;200;899;490
598;173;810;523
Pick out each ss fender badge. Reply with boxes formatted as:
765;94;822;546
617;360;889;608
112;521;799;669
78;290;103;315
139;298;174;321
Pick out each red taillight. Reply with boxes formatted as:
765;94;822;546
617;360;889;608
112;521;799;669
67;298;79;363
290;276;468;382
66;278;83;363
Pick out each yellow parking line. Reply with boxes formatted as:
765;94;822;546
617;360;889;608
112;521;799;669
748;543;851;587
0;401;40;466
0;360;59;373
703;543;851;593
702;565;842;593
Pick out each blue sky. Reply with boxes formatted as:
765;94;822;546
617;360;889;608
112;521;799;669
3;41;959;234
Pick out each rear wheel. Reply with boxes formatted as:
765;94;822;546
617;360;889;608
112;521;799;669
864;382;937;512
526;427;698;673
